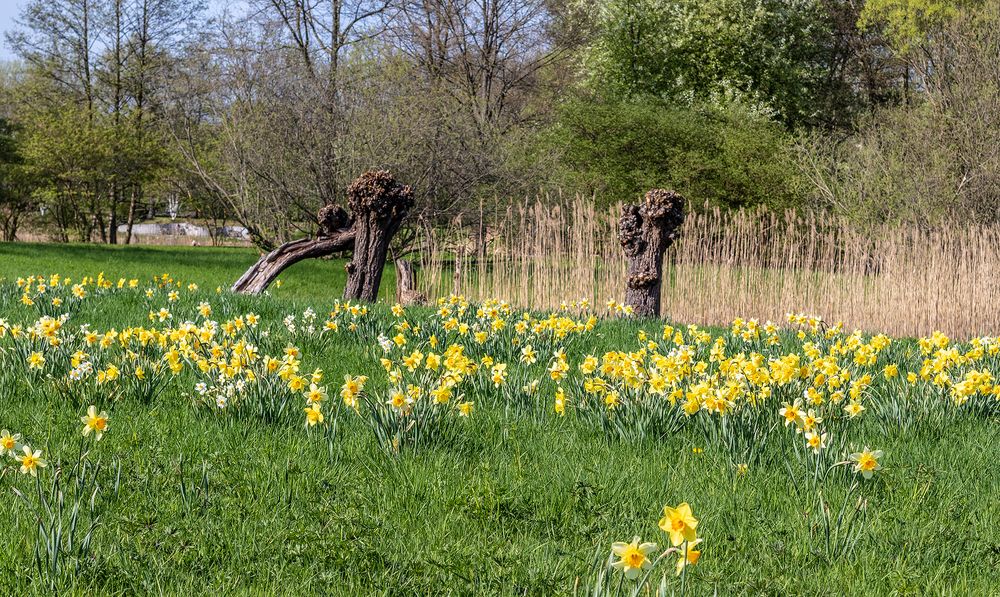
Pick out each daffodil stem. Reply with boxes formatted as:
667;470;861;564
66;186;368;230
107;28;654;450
680;541;688;597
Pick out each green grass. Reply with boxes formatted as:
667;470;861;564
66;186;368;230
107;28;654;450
0;242;398;303
0;243;998;595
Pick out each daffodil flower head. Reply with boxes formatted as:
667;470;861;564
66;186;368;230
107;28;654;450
805;430;828;454
659;502;698;546
81;405;109;441
304;403;324;427
16;445;47;476
849;447;883;479
0;429;21;456
610;536;657;580
675;538;703;576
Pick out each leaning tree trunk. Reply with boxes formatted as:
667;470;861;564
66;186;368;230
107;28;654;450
619;189;686;318
232;170;413;298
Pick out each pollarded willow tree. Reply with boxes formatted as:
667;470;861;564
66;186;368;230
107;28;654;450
619;189;686;318
232;170;414;301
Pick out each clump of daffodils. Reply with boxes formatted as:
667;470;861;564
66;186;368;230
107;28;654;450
609;502;704;585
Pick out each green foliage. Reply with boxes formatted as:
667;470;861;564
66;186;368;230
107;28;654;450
798;3;1000;227
860;0;970;51
545;98;806;209
581;0;850;127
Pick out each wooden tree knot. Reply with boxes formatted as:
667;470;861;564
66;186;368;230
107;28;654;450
345;261;356;274
618;204;644;252
628;272;659;289
317;204;350;237
641;189;685;225
619;189;686;318
347;170;415;222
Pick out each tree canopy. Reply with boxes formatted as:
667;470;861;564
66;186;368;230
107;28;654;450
0;0;995;243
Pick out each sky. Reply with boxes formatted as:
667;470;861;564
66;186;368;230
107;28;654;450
0;0;238;61
0;1;23;60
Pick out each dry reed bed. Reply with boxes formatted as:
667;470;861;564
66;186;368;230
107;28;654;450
417;198;1000;339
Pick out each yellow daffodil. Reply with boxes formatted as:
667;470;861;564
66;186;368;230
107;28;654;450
610;537;657;580
27;352;45;370
306;384;328;404
520;345;536;364
16;445;47;476
849;448;883;479
805;430;827;454
779;400;803;427
490;363;508;387
0;429;21;456
659;503;698;546
675;538;702;576
844;401;865;418
304;403;324;427
81;406;110;441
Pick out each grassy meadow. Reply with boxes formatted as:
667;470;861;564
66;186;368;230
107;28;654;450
0;244;998;595
0;243;399;303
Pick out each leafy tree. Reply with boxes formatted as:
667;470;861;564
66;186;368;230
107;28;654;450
580;0;885;128
860;0;969;51
0;117;36;242
800;2;1000;226
544;98;806;210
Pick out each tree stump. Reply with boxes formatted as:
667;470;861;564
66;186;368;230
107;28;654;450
619;189;686;318
231;171;413;299
395;258;427;305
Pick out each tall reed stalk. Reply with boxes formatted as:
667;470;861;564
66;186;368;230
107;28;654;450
417;196;1000;339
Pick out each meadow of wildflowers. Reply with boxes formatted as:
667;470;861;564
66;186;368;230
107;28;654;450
0;247;998;594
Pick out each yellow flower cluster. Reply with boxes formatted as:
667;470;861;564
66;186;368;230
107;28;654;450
610;502;703;581
1;429;46;476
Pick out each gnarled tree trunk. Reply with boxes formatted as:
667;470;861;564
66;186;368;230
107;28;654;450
619;189;686;318
342;171;414;302
232;170;413;299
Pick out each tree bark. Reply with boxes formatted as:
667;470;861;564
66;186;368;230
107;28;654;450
231;171;413;300
109;183;119;244
342;171;415;302
231;229;356;294
619;189;686;318
125;189;138;245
